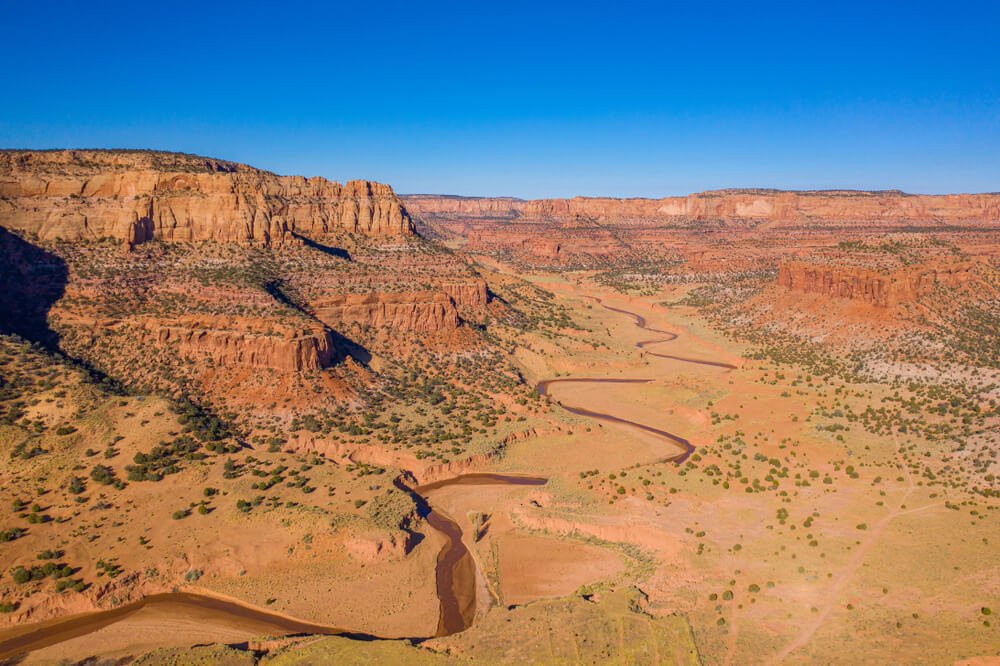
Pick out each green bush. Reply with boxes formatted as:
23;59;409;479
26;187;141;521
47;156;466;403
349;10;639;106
0;528;24;543
89;465;116;485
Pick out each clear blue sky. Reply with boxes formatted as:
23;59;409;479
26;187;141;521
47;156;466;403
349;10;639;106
2;1;998;198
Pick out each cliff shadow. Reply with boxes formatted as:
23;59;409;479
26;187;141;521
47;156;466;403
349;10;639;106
0;228;128;395
328;329;372;366
291;232;351;261
262;280;371;366
0;227;67;348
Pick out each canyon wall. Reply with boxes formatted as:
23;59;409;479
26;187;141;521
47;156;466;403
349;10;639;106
0;150;414;244
404;195;528;219
404;190;1000;227
439;279;490;309
312;291;461;333
777;260;978;307
141;316;336;372
464;227;623;264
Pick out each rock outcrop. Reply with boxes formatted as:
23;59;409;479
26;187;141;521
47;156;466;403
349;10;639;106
439;279;489;309
140;316;336;372
312;291;460;333
777;259;978;307
0;150;414;244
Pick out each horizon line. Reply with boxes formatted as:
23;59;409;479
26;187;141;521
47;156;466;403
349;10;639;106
4;147;999;200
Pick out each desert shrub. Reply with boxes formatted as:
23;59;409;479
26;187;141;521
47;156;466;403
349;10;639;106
172;399;232;442
126;436;204;481
96;559;122;578
0;528;24;543
89;464;115;485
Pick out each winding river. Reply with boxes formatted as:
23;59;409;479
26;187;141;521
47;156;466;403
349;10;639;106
412;473;548;636
0;292;726;659
536;295;736;464
536;377;695;463
0;592;354;658
0;474;548;659
584;295;737;370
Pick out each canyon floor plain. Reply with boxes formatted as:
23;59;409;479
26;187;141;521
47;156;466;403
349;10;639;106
0;150;997;664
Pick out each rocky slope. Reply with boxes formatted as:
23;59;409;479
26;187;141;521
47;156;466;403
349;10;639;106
0;150;414;245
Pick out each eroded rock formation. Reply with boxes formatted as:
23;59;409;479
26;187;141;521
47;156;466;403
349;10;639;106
403;195;528;219
439;279;489;309
313;291;461;333
140;316;336;372
405;190;1000;226
777;259;978;307
0;150;414;244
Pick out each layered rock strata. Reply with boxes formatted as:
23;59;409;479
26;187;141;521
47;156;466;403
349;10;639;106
0;150;414;244
312;291;461;333
140;316;336;372
439;279;489;309
777;260;977;307
405;190;1000;226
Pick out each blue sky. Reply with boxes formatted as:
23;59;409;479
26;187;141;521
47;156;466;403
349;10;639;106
2;1;998;197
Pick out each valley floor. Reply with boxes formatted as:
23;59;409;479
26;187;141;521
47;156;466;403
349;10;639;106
1;264;997;665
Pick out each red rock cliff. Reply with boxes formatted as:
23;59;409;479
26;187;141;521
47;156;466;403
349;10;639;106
0;150;415;244
403;195;527;219
777;260;977;307
404;190;1000;226
439;279;489;309
140;316;336;372
312;291;460;333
